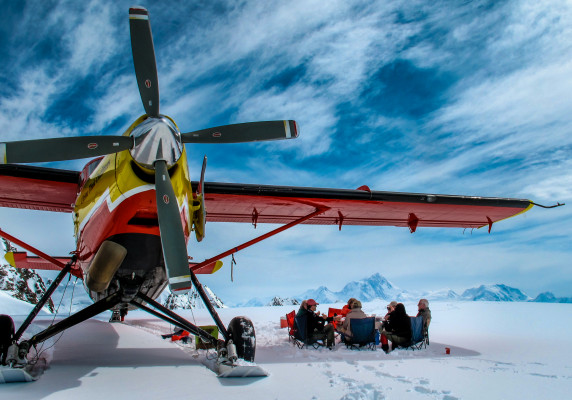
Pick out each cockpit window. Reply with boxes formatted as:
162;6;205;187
78;157;103;192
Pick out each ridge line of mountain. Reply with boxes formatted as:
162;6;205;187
238;273;572;307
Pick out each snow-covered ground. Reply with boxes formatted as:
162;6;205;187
1;299;571;399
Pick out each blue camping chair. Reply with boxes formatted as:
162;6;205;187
344;317;377;350
292;314;324;349
398;316;429;350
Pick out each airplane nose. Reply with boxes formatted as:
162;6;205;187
129;116;183;170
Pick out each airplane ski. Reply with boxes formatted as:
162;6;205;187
0;366;36;383
217;363;268;378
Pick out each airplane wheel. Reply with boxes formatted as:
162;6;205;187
0;315;15;365
227;316;256;362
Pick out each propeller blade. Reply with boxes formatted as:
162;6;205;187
198;155;207;195
129;7;160;117
0;136;133;164
181;120;299;144
154;160;192;293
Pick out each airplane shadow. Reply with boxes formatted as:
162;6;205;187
217;376;268;386
254;340;480;365
3;318;203;399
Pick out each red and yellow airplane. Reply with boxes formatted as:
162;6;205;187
0;7;560;380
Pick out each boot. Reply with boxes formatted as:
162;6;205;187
381;343;389;353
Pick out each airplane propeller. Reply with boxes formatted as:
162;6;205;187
129;7;160;118
0;136;133;164
154;159;192;292
181;120;298;143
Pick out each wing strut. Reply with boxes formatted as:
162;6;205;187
190;206;329;273
0;228;81;278
0;228;67;270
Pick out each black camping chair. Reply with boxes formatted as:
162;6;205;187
344;317;377;350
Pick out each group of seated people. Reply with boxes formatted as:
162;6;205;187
296;297;431;352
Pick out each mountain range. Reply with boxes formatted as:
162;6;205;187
2;260;571;312
240;273;572;306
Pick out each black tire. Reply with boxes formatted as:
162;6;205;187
0;314;15;365
227;316;256;362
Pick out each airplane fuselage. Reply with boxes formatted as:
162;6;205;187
73;115;194;304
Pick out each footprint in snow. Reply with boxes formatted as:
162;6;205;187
529;373;558;379
457;366;478;371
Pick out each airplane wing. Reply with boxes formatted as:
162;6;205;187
0;164;533;230
0;165;79;212
199;182;533;232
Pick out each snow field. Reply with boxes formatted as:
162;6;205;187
1;300;570;399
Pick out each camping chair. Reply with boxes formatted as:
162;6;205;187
286;310;298;344
328;307;343;330
290;314;325;349
344;317;377;350
398;316;428;350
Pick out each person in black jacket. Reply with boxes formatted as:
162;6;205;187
297;299;336;348
379;303;411;353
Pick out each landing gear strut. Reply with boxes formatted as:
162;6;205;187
0;235;265;381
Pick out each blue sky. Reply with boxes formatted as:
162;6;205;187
1;0;571;304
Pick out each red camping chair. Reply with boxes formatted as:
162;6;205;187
286;310;297;342
328;308;343;330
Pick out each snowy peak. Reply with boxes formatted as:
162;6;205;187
267;296;300;306
160;284;226;310
0;262;55;313
298;273;401;304
300;285;339;304
532;292;572;303
338;273;398;302
461;284;530;302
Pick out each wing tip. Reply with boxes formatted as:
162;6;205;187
287;120;299;138
129;6;149;18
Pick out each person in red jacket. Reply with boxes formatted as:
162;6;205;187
340;297;357;317
161;329;191;344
